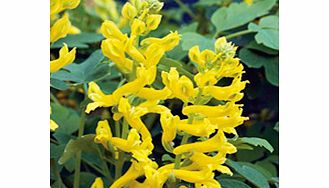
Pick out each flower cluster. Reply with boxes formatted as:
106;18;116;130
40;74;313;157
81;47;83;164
50;0;81;74
50;0;81;131
87;0;248;187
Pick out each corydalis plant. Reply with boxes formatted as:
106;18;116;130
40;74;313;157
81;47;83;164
88;0;248;187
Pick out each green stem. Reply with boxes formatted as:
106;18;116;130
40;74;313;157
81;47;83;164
50;92;60;105
73;110;86;188
115;152;125;180
73;85;88;188
225;30;255;40
173;133;191;169
174;0;196;19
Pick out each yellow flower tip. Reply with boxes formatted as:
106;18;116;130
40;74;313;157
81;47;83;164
50;119;59;131
122;2;138;20
146;14;162;31
62;0;81;10
244;0;253;6
188;45;201;65
100;20;127;40
215;37;227;49
131;18;146;36
68;25;81;35
91;177;104;188
50;13;71;43
50;43;76;73
94;120;112;148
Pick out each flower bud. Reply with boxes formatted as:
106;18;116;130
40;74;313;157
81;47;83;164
145;14;162;31
121;2;138;20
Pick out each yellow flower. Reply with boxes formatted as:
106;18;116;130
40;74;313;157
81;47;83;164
50;13;71;43
91;177;104;188
50;0;62;16
131;19;146;36
173;167;213;183
145;14;162;31
94;120;113;149
177;118;216;137
110;161;145;188
173;130;236;155
100;20;128;41
85;82;116;113
121;2;138;20
50;43;76;73
61;0;80;10
135;87;171;101
203;76;248;102
162;68;195;102
142;44;165;68
117;98;151;139
111;129;141;152
182;102;242;118
50;119;59;131
101;38;133;73
190;152;233;175
160;113;179;146
141;31;181;52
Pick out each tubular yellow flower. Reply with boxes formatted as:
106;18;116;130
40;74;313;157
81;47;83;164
110;161;144;188
173;168;213;183
85;82;116;113
131;19;146;36
173;130;236;155
121;2;138;20
141;31;181;52
91;177;104;188
50;13;71;43
94;120;113;149
50;43;76;73
100;20;128;41
145;14;162;31
101;38;133;73
50;0;62;16
177;119;216;137
162;68;195;102
203;76;248;102
160;113;179;145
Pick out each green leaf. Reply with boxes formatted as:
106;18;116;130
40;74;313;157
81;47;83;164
51;50;111;84
245;41;278;55
211;0;276;32
263;58;278;86
179;22;199;33
238;137;274;153
248;16;279;50
195;0;222;7
68;172;97;188
58;134;98;165
50;103;80;134
50;78;70;90
51;33;104;49
181;32;214;51
239;48;279;86
226;159;270;188
219;179;252;188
